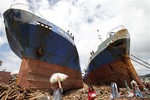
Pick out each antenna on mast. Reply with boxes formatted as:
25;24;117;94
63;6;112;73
97;29;102;42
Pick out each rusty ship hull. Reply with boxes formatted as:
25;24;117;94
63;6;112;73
3;9;83;91
83;26;144;88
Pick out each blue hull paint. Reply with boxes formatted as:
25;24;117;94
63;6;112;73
3;9;81;72
83;26;143;88
86;38;129;72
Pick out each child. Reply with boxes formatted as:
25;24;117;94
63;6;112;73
88;85;96;100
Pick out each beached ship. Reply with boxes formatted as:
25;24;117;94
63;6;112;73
83;25;144;88
3;8;83;91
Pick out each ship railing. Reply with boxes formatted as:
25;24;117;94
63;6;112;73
106;25;126;38
10;3;45;19
10;3;75;42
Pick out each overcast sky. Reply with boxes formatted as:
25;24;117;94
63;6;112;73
0;0;150;75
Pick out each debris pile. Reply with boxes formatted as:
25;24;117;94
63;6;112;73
63;85;112;100
0;81;150;100
0;82;50;100
0;82;113;100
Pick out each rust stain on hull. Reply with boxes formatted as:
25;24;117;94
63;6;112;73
17;58;83;92
84;57;144;89
83;26;144;90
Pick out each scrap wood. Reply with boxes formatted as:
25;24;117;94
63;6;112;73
0;78;149;100
7;95;17;100
0;91;6;98
8;89;18;96
4;93;8;100
0;77;52;100
0;82;9;89
7;92;20;99
8;90;20;97
1;94;7;100
25;92;43;99
29;94;45;100
15;93;24;100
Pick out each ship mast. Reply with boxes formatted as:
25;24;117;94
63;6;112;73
97;29;102;42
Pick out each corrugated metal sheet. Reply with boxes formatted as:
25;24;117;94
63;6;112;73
0;71;11;84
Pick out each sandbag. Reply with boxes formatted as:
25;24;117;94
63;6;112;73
91;93;96;97
50;73;68;84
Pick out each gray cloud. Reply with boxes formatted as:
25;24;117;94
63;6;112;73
47;0;60;6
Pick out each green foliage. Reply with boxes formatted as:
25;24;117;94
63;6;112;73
0;60;2;66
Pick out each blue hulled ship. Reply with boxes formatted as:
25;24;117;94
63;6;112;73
83;25;144;88
3;8;83;91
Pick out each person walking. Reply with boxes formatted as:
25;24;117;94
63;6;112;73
87;85;96;100
130;80;143;98
110;82;120;99
52;76;63;100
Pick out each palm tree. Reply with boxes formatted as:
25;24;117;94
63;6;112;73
0;60;2;66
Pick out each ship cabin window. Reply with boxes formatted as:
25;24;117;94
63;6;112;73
45;26;48;28
36;22;40;25
36;21;52;30
41;24;44;27
107;40;114;46
48;26;52;30
109;32;115;36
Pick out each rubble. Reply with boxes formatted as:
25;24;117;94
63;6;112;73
0;80;150;100
0;82;111;100
0;82;49;100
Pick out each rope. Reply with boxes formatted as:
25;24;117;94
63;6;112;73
130;54;150;66
129;55;150;70
10;3;45;19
